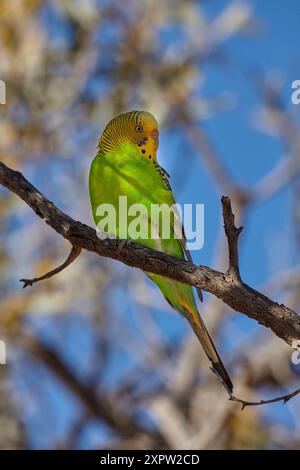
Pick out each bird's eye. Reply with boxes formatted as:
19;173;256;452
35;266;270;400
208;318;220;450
135;125;143;133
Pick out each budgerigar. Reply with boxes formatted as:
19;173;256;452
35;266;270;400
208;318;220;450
89;111;233;393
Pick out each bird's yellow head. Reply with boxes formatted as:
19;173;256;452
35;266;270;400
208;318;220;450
99;110;159;162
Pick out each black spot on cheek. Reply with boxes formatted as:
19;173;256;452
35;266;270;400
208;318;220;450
141;149;146;154
148;155;152;159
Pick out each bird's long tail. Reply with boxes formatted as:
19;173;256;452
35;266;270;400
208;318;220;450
183;308;233;394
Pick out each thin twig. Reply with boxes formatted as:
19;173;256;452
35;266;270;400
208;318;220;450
229;387;300;410
20;245;82;288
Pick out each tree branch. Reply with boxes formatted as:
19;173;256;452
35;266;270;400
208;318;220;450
21;333;165;444
229;387;300;410
222;196;243;281
20;245;82;288
1;160;300;349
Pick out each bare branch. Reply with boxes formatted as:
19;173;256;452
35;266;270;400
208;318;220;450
252;153;300;204
229;387;300;410
183;121;248;201
21;333;164;444
221;196;243;281
1;160;300;348
20;245;82;288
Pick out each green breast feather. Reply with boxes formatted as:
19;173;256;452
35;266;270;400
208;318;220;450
89;142;197;315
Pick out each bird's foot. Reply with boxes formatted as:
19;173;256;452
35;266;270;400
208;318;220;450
117;238;133;254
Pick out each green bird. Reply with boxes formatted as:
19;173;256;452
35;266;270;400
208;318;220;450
89;110;233;393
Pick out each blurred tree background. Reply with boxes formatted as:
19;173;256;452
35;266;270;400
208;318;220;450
0;0;300;450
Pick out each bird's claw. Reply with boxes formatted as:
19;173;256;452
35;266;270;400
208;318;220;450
117;239;133;253
20;278;35;289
